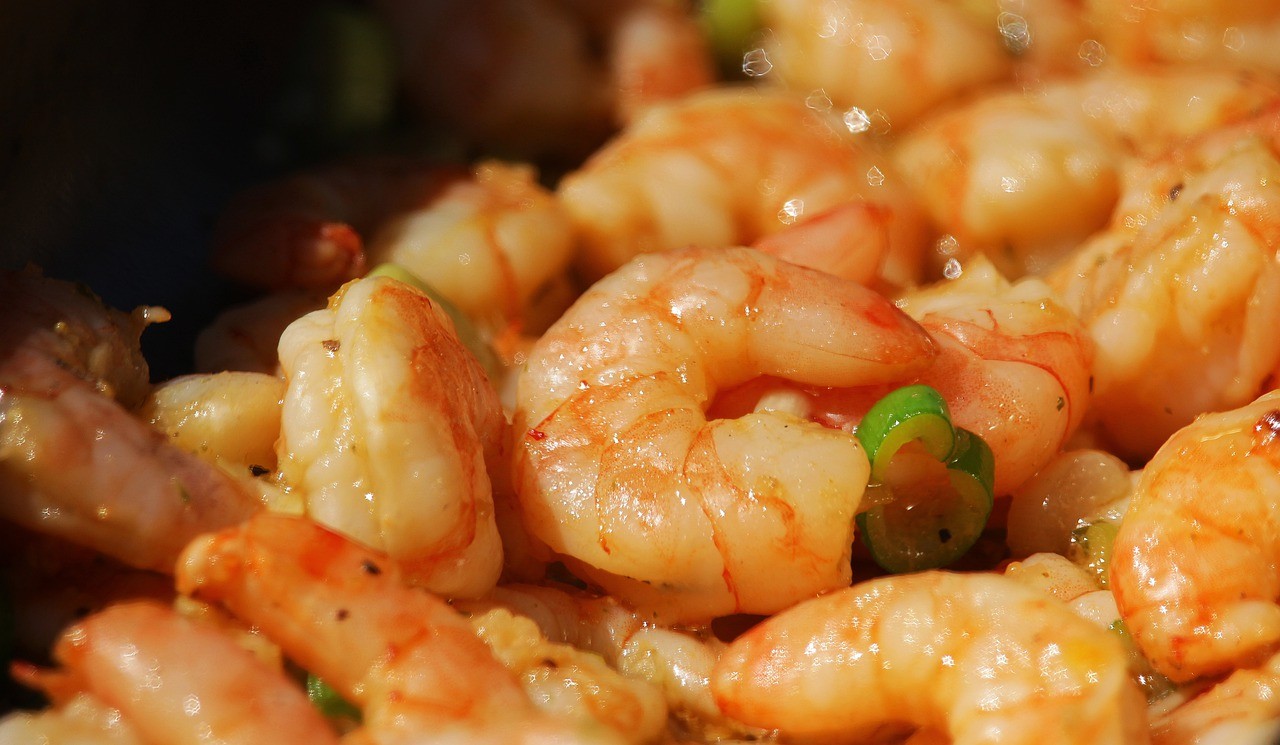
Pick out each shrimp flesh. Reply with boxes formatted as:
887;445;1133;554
369;0;713;161
0;269;261;572
12;599;339;745
712;571;1149;744
893;67;1280;279
1005;448;1135;559
277;274;506;598
1111;389;1280;683
193;290;326;375
0;693;144;745
556;86;931;288
1150;650;1280;745
176;512;622;744
512;246;937;622
759;0;1093;132
1049;103;1280;461
1086;0;1280;75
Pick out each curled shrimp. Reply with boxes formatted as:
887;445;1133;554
556;86;931;288
1049;103;1280;461
512;246;937;623
193;290;326;375
0;693;144;744
711;571;1149;744
211;160;574;335
1111;390;1280;683
893;67;1280;279
1086;1;1280;75
277;274;506;597
759;0;1093;132
1150;650;1280;745
12;599;338;745
0;270;260;572
370;0;713;160
177;513;622;744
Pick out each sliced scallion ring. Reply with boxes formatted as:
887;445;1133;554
854;385;995;573
306;673;362;722
367;263;504;380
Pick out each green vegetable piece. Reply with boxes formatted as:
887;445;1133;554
698;0;763;76
1069;519;1119;589
855;384;956;484
367;263;504;381
1108;620;1177;701
856;426;995;574
306;673;362;722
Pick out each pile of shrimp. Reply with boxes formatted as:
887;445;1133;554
8;0;1280;742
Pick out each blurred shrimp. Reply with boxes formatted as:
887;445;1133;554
711;571;1149;744
211;160;576;336
13;600;339;745
1049;104;1280;460
0;270;261;573
894;67;1280;278
751;200;892;288
370;0;713;161
277;273;505;598
193;290;326;375
759;0;1093;132
556;87;931;287
512;246;937;623
1005;448;1135;559
177;513;621;744
1086;0;1280;75
0;693;144;745
1150;651;1280;745
1111;390;1280;683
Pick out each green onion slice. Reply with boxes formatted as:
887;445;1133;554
367;263;504;380
1069;519;1119;589
698;0;764;77
306;673;362;722
854;385;995;574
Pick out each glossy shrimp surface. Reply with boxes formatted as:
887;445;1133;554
1111;390;1280;683
0;270;261;572
277;274;506;597
712;571;1148;744
513;246;936;622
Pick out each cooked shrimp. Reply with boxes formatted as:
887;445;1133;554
556;86;931;287
1049;104;1280;461
1086;1;1280;75
513;246;937;622
0;270;261;572
141;372;285;476
277;274;506;597
212;159;575;335
0;692;144;745
12;600;338;745
711;571;1149;744
193;290;326;375
1150;651;1280;745
1111;390;1280;683
751;200;892;288
1005;448;1135;559
759;0;1092;132
176;513;621;744
894;67;1280;278
370;0;713;161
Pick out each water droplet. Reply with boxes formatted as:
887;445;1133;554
742;48;773;78
843;106;872;134
943;258;963;279
865;34;892;61
1223;26;1245;52
998;12;1031;55
806;89;833;112
1000;175;1023;193
1078;39;1106;67
866;166;885;187
778;198;805;224
935;234;960;257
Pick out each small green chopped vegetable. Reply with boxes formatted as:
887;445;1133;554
307;673;362;722
1109;620;1177;701
854;385;995;574
698;0;764;77
1069;519;1119;589
367;263;504;381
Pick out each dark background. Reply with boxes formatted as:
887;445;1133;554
0;0;315;376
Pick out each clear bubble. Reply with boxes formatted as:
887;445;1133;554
843;106;872;134
1078;39;1106;67
870;109;893;135
998;12;1031;55
865;34;892;61
806;89;834;112
943;257;964;280
742;48;774;78
778;198;805;224
866;166;885;187
934;234;960;257
1223;26;1245;52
